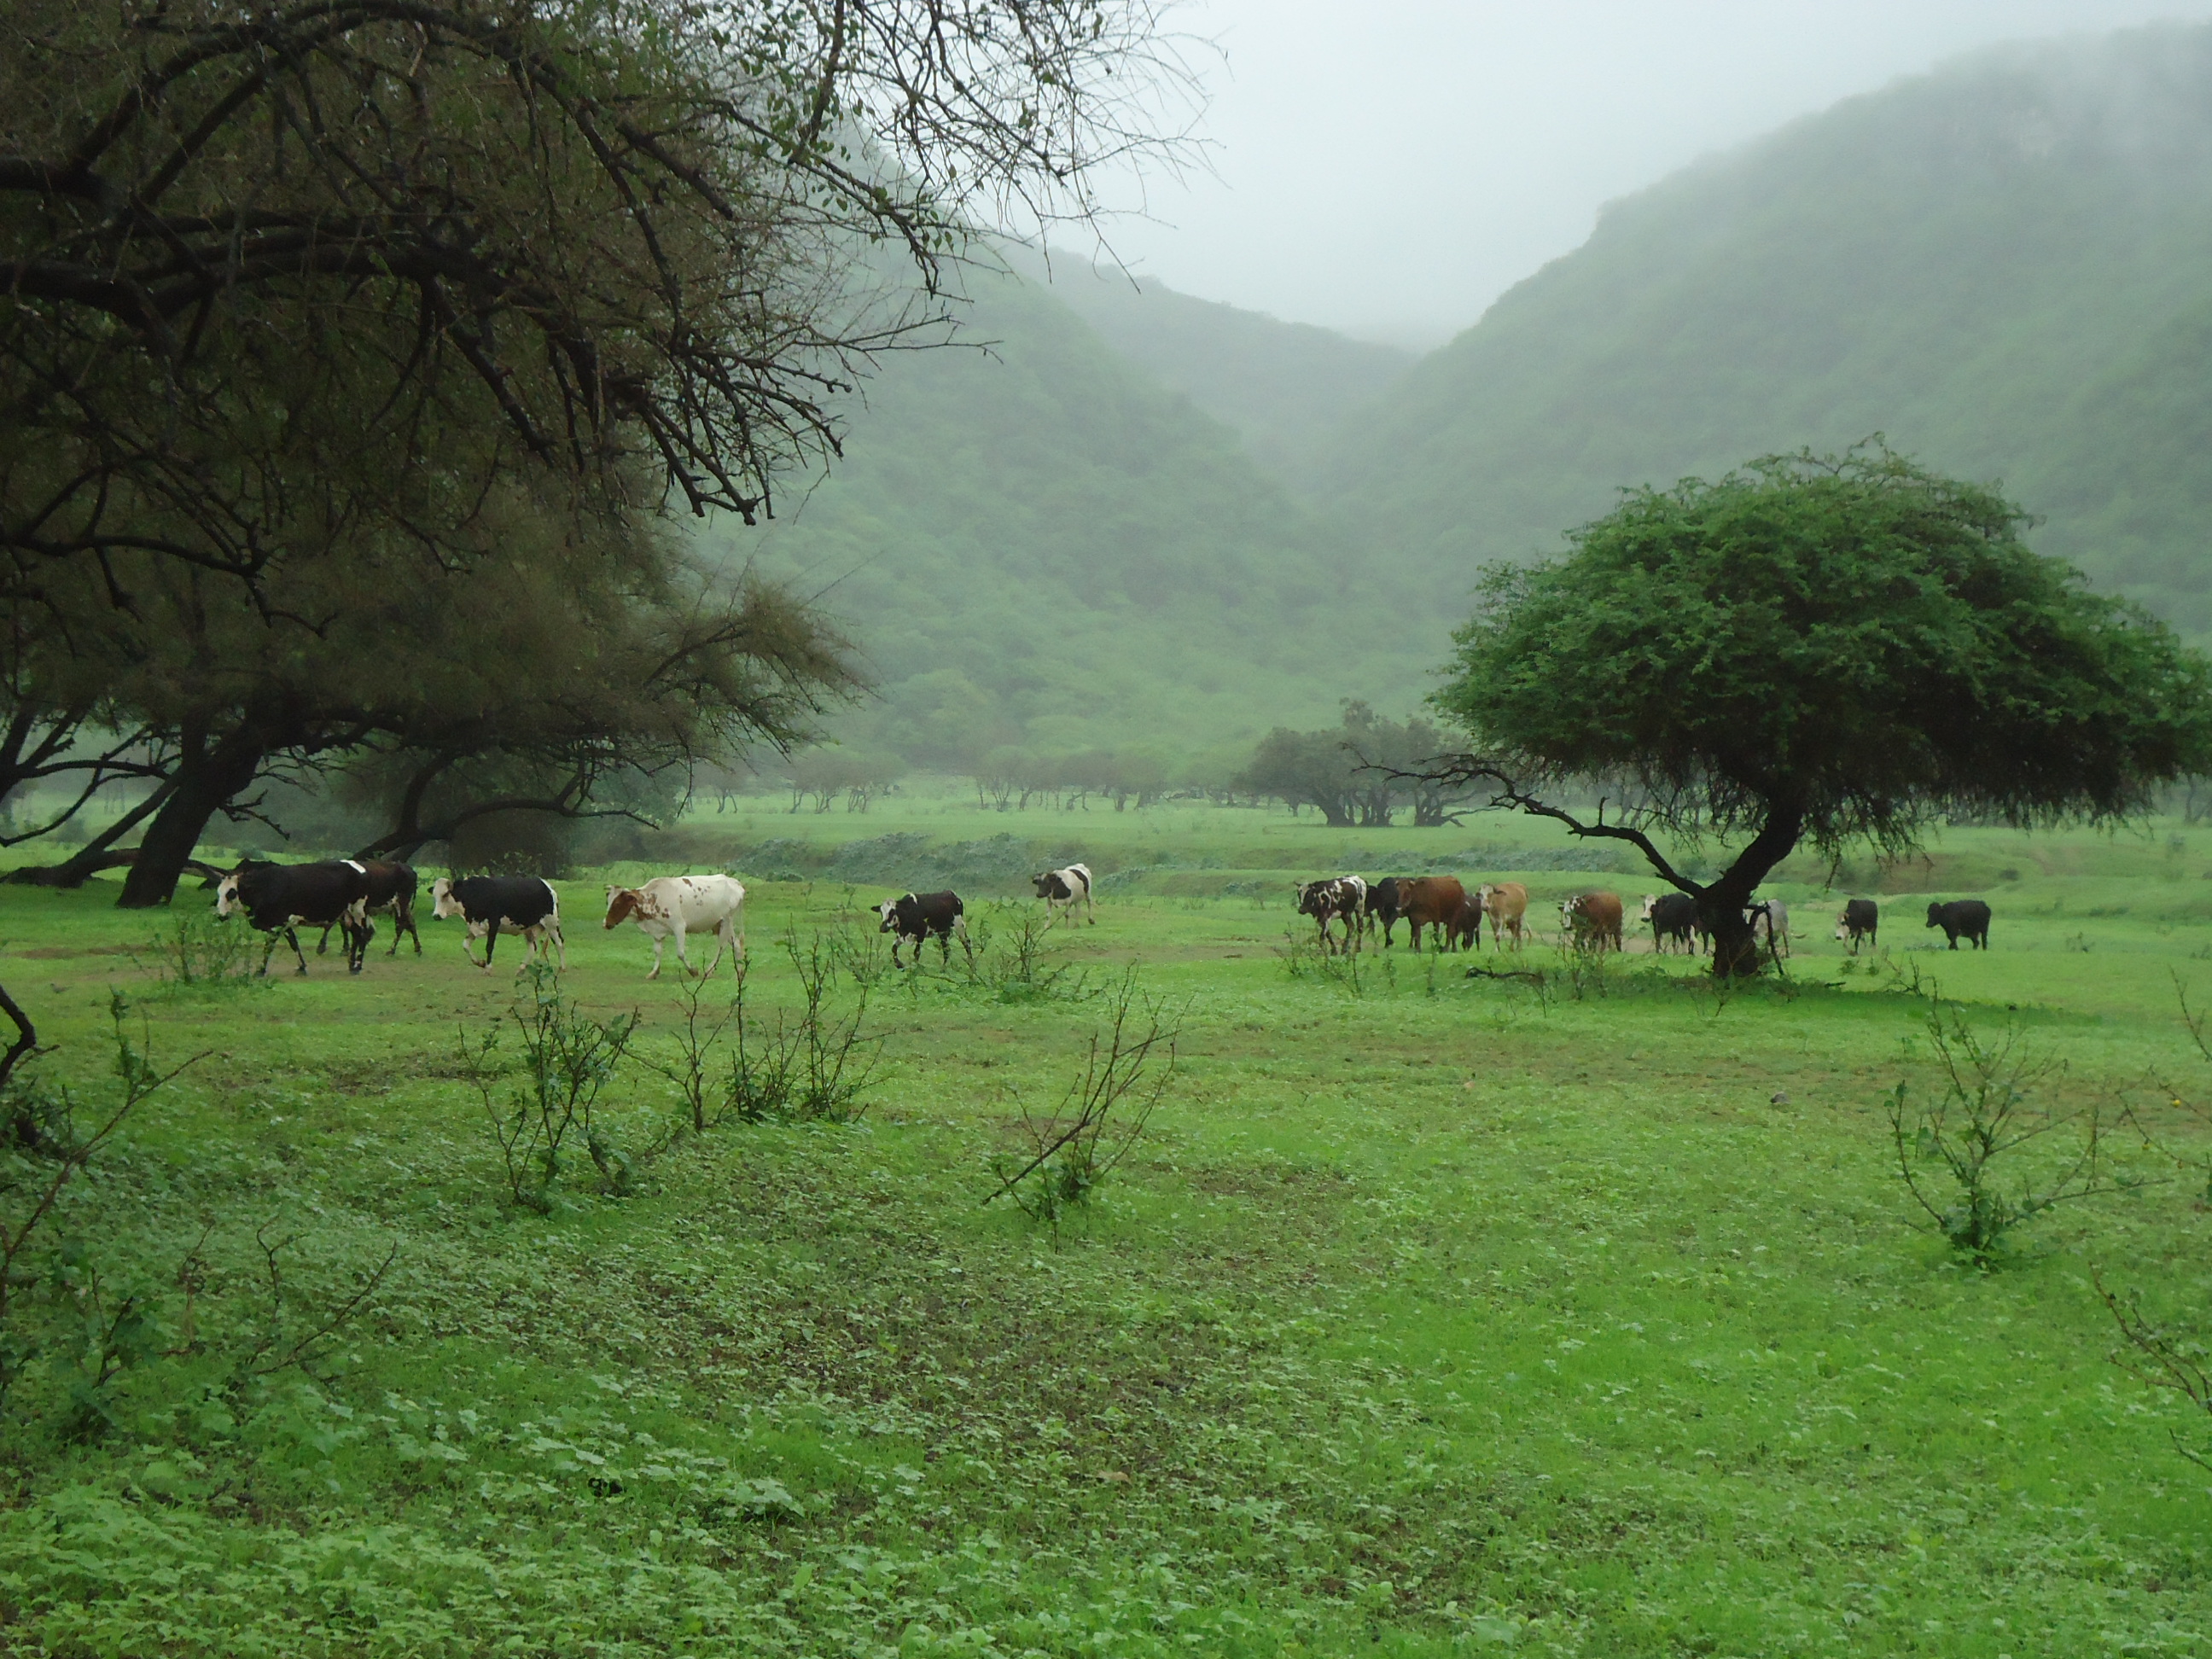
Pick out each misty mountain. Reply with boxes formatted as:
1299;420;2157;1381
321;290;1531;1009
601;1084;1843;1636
701;268;1417;768
1341;22;2212;639
1038;261;1415;490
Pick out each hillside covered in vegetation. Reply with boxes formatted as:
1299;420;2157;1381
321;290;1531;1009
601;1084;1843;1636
702;270;1417;771
707;20;2212;774
1340;23;2212;640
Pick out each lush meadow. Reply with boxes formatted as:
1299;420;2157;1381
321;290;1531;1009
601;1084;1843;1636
3;799;2212;1656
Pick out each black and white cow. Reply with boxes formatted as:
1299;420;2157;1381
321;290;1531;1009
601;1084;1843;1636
216;860;373;975
1925;899;1992;950
1031;864;1095;926
1834;898;1879;953
877;890;971;968
430;875;565;974
1296;876;1366;955
315;859;420;958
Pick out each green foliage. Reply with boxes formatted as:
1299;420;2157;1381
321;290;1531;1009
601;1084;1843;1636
0;995;202;1418
467;966;641;1212
985;970;1177;1229
1236;701;1464;828
134;906;263;995
1886;1003;2113;1262
724;935;881;1124
1440;445;2212;860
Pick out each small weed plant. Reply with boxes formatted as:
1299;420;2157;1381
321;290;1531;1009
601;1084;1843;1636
984;970;1179;1231
1278;926;1370;996
1886;1001;2114;1264
467;964;641;1212
0;994;204;1420
727;934;882;1123
135;908;263;994
952;904;1091;1004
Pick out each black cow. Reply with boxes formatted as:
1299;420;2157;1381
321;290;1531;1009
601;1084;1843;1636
1364;877;1403;946
1642;892;1700;953
315;859;421;958
430;875;565;973
216;861;373;975
877;890;972;967
1925;899;1992;950
1834;898;1879;953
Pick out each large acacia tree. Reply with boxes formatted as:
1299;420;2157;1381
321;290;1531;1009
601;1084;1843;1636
1430;446;2212;975
0;0;1188;905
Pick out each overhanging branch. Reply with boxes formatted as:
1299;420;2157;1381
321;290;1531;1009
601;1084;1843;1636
1396;755;1702;896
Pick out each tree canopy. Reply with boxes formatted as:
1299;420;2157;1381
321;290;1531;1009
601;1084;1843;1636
0;0;1186;898
1432;445;2212;969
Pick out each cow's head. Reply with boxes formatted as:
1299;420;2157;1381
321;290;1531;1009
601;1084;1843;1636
213;873;241;918
1834;914;1854;940
603;887;641;929
430;876;463;920
1925;902;1945;926
1639;894;1660;920
876;897;902;933
1031;872;1058;899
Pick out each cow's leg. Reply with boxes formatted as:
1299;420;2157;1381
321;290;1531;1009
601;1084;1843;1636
647;934;666;981
670;921;693;977
1085;888;1095;925
258;931;280;977
937;924;953;965
550;923;567;971
481;919;502;972
315;923;331;956
351;919;373;973
285;928;310;975
955;916;974;963
889;936;906;969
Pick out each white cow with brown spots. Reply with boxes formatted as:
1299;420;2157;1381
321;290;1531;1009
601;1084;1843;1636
602;874;746;979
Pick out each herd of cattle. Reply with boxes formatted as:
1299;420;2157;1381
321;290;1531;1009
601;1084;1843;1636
199;858;1100;977
196;852;1993;980
1290;875;1996;958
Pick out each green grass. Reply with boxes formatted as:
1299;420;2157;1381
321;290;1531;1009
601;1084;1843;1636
3;804;2212;1655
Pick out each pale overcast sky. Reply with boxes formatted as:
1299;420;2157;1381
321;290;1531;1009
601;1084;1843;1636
1077;1;2212;347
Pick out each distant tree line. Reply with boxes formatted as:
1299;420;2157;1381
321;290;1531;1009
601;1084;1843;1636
1234;703;1470;827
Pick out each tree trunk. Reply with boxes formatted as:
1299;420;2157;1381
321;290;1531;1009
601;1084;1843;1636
1697;803;1806;979
116;731;267;908
3;778;178;888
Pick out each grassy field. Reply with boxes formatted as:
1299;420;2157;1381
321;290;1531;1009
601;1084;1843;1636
3;798;2212;1656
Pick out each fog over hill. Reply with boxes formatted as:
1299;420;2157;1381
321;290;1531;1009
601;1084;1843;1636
713;23;2212;768
1340;22;2212;641
705;269;1417;769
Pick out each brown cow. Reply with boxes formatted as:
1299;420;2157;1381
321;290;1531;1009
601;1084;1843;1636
1395;876;1468;952
1450;891;1484;952
1561;890;1624;952
1479;882;1528;950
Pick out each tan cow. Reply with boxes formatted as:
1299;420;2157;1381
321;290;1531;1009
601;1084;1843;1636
1394;876;1468;952
1561;889;1625;953
1478;882;1528;950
